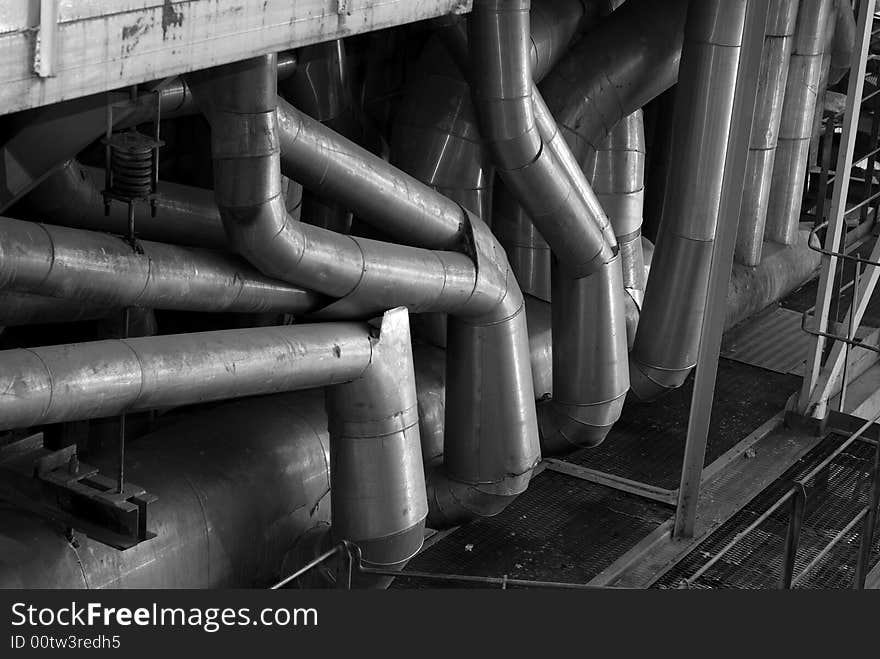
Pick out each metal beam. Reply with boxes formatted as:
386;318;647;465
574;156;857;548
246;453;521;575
673;0;769;540
0;0;472;116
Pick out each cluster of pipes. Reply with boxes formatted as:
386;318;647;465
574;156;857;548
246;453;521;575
0;0;857;588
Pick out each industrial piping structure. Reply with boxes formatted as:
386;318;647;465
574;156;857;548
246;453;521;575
0;0;860;588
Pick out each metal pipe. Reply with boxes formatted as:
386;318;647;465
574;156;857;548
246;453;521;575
0;321;376;430
0;390;332;588
26;160;228;249
540;0;687;162
765;0;834;246
0;291;113;326
584;110;647;348
0;216;322;314
630;0;750;401
188;56;539;527
327;308;427;582
538;254;628;453
735;0;801;267
281;41;357;234
469;0;614;279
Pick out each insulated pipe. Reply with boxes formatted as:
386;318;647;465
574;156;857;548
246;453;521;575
735;0;800;267
0;321;377;430
27;160;228;249
188;56;539;528
584;110;647;348
765;0;834;246
0;291;112;326
469;0;614;278
538;254;628;453
629;0;749;401
0;216;322;314
0;391;333;589
281;41;356;234
327;309;427;580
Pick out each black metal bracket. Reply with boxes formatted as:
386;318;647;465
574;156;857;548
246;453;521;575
0;433;156;550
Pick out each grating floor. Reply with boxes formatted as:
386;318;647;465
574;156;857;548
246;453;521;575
656;435;880;589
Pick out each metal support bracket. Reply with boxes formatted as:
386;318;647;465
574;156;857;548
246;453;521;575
0;434;156;550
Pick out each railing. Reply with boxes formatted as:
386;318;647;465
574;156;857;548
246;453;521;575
679;412;880;589
270;540;610;590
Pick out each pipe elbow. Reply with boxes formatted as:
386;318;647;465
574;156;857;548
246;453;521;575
628;356;691;402
537;394;626;455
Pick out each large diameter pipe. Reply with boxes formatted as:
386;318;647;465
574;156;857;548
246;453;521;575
538;255;628;453
630;0;749;401
0;321;377;431
765;0;834;246
0;291;112;326
27;160;229;249
585;110;647;347
735;0;801;267
469;0;614;278
0;216;322;314
327;308;427;580
540;0;688;161
0;391;332;589
189;56;539;528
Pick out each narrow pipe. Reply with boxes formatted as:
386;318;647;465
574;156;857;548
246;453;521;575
0;321;376;430
469;0;613;278
630;0;750;401
735;0;801;267
765;0;834;246
188;56;539;528
0;391;332;589
584;110;647;347
327;308;427;581
0;216;322;314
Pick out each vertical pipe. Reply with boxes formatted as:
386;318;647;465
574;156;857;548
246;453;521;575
736;0;801;266
630;0;751;400
326;308;427;586
765;0;834;246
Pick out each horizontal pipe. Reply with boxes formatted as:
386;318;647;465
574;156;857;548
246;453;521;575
766;0;834;246
189;56;539;528
0;291;112;326
27;160;229;249
0;216;322;314
630;0;749;400
0;390;332;588
0;321;378;431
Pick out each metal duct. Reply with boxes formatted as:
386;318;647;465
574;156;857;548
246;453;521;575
0;291;112;326
0;216;321;314
0;391;333;588
27;160;228;249
540;0;687;162
829;0;857;85
469;0;613;278
765;0;833;246
584;110;647;348
629;0;749;401
0;320;378;430
735;0;800;267
281;40;356;234
188;56;539;528
326;308;427;577
0;52;297;213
